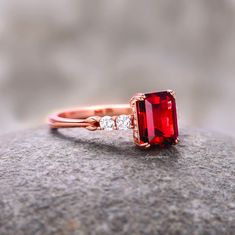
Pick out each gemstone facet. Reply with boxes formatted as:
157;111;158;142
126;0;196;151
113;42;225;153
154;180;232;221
100;116;115;130
133;91;178;146
116;115;132;130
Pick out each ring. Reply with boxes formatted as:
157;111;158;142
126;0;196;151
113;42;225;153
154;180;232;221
48;90;179;149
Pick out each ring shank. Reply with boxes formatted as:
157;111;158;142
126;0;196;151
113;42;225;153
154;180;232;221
48;104;132;129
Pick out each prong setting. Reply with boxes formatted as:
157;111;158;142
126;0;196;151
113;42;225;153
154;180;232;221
173;137;179;145
130;93;146;107
167;89;176;98
136;142;151;149
130;91;179;148
130;93;151;149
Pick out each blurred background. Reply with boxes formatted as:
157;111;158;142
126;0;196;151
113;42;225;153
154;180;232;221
0;0;235;136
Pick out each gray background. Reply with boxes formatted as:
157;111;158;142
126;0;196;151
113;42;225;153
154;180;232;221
0;0;235;136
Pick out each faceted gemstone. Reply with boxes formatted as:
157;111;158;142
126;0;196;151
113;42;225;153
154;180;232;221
100;116;115;130
136;91;178;145
116;115;131;130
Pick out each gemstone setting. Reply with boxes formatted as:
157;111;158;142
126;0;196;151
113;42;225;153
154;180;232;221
131;91;178;147
116;115;132;130
99;116;115;130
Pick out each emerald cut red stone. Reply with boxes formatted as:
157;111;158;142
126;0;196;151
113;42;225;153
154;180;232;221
136;91;178;145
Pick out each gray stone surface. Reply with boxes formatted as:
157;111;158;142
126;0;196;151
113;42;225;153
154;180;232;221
0;127;234;235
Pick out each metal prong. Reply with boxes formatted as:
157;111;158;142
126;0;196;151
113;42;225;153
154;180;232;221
173;137;179;145
135;142;151;149
167;90;176;98
130;93;146;106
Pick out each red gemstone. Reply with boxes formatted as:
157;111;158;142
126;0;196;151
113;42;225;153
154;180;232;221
136;91;178;145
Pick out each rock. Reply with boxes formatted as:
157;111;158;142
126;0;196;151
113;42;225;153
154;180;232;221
0;127;234;235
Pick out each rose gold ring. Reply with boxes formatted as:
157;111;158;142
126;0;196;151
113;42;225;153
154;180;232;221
48;90;179;149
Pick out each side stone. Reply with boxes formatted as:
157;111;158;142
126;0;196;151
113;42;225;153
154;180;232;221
116;115;132;130
99;116;115;130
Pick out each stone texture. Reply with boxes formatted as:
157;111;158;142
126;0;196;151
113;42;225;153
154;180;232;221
0;127;234;235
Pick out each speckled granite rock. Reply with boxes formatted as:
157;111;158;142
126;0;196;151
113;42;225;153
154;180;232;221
0;127;234;235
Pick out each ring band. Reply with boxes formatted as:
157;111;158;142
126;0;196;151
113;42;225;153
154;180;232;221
48;104;132;129
48;90;179;148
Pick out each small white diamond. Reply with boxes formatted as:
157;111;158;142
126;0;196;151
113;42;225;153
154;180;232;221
116;115;131;130
100;116;115;130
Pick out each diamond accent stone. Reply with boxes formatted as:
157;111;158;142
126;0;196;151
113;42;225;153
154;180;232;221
99;116;115;130
116;115;131;130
